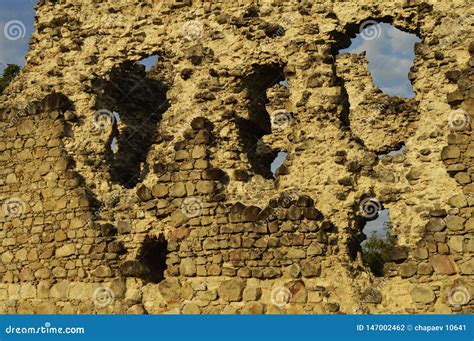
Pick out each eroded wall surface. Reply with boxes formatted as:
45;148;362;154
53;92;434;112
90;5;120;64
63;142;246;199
0;0;472;314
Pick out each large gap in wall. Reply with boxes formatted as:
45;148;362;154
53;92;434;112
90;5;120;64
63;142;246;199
237;63;286;179
361;208;394;276
339;22;421;98
94;55;169;188
138;234;168;284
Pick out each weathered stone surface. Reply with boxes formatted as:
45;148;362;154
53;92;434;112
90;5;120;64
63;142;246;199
399;263;417;278
300;260;321;278
446;216;465;231
243;286;262;301
425;218;446;232
218;279;246;302
180;259;197;277
430;255;457;275
55;244;76;257
361;288;382;304
0;0;471;316
459;259;474;275
410;285;435;303
240;302;265;314
158;278;181;301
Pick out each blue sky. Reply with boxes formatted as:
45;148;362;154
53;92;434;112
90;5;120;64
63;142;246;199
0;0;36;72
341;23;421;98
0;1;158;73
1;4;420;99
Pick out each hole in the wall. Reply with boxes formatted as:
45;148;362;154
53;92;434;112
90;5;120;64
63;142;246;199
339;22;421;98
270;151;288;177
94;58;170;188
138;55;159;72
110;137;118;153
113;111;121;123
376;143;405;159
237;63;286;179
279;78;289;88
138;234;168;284
361;209;394;277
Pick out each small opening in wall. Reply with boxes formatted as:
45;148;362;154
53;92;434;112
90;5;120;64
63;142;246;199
138;55;159;72
270;151;288;177
138;234;168;284
376;143;405;159
110;137;118;153
361;209;395;276
339;23;421;98
113;111;121;123
279;78;289;88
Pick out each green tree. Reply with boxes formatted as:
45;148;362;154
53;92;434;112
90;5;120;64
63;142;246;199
362;221;395;276
0;64;21;94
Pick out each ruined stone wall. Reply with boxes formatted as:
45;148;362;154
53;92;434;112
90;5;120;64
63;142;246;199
0;0;472;314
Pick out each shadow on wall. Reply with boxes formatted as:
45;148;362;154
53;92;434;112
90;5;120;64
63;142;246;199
93;58;170;188
237;63;287;179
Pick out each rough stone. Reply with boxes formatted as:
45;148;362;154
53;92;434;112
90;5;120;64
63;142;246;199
218;279;246;302
410;285;435;303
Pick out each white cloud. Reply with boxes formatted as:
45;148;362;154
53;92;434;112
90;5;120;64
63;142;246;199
341;23;421;97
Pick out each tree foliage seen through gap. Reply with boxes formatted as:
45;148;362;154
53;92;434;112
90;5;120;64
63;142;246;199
362;221;395;276
0;64;20;94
